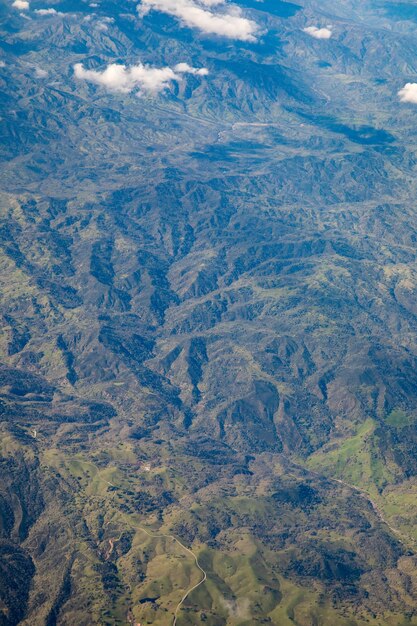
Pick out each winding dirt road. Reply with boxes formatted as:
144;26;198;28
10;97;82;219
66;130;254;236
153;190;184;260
71;464;208;624
136;526;207;626
288;460;414;547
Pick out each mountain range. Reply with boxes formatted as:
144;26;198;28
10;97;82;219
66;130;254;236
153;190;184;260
1;0;417;624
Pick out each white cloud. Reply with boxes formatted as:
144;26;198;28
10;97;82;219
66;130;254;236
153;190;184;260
398;83;417;104
12;0;29;9
0;61;6;68
35;7;64;14
96;16;114;30
73;61;208;94
174;62;209;75
303;26;332;40
137;0;260;41
35;67;48;77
